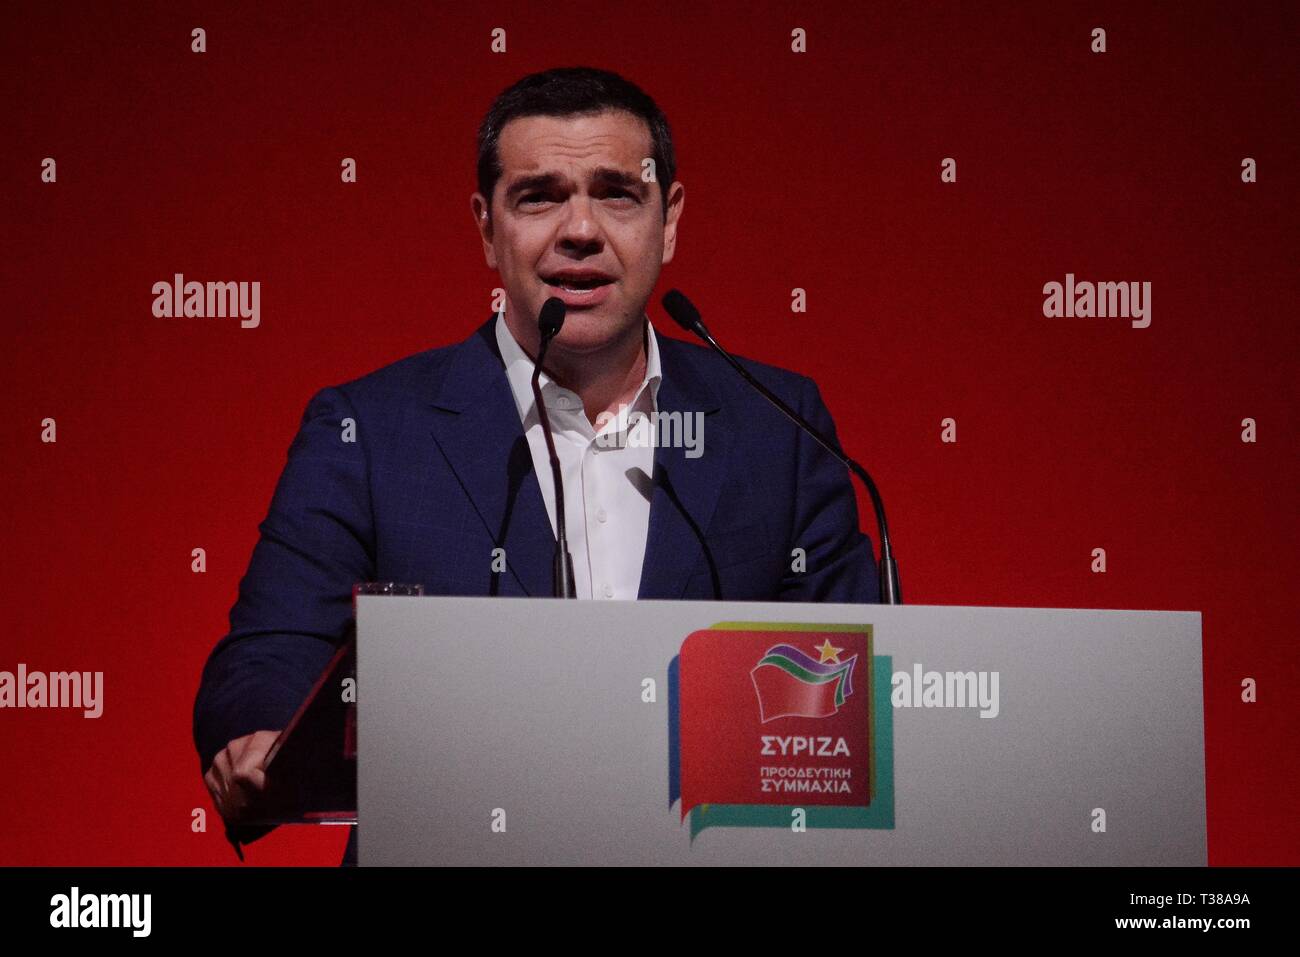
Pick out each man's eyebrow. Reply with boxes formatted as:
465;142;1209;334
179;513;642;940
589;167;645;191
504;172;564;200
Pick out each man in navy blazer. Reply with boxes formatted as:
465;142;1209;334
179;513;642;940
193;67;879;866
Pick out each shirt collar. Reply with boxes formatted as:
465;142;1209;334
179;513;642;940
494;309;662;425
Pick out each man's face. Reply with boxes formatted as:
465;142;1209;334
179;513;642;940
472;109;684;358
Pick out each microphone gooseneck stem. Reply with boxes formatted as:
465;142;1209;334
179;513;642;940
691;321;901;605
531;332;577;598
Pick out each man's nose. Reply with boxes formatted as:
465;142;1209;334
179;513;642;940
557;194;602;251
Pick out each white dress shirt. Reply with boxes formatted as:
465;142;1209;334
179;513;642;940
494;310;662;600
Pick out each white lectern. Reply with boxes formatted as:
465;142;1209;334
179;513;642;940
355;597;1205;866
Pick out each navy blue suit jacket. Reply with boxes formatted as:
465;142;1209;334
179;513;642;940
192;316;879;861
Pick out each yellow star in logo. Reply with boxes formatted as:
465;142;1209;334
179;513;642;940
814;639;843;664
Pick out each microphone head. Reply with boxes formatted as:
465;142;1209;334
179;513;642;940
661;289;706;337
538;297;567;339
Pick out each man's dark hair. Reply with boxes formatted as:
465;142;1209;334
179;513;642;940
476;66;677;219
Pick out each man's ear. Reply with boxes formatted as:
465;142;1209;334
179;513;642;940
661;181;685;266
471;192;497;268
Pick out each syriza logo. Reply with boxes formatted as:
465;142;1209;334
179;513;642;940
669;623;894;839
751;639;858;722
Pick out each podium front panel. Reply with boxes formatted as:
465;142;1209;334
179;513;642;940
356;597;1205;866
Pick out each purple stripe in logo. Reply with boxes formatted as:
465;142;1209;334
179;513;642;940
765;644;856;697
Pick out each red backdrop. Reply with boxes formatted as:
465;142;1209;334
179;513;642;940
1;0;1295;865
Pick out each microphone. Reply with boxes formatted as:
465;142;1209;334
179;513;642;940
530;297;577;598
661;289;902;604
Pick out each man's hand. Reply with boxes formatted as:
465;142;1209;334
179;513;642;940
203;730;280;825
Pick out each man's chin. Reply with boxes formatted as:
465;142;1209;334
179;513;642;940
547;309;642;356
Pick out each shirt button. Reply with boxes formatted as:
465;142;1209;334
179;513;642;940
602;583;614;598
596;508;607;523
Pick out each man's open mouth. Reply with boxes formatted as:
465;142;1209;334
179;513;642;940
542;272;615;292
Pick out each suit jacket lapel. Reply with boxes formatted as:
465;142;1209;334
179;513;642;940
426;319;555;597
637;333;728;600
